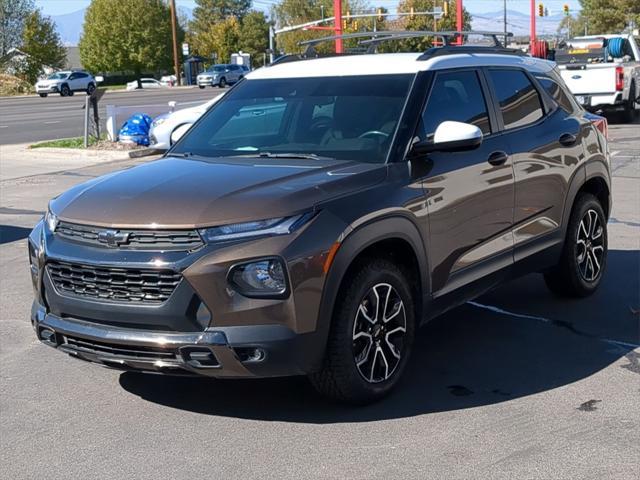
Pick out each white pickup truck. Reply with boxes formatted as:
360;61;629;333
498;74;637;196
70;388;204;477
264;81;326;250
556;34;640;122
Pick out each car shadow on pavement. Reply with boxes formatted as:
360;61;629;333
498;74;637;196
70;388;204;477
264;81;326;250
119;249;639;423
0;225;32;244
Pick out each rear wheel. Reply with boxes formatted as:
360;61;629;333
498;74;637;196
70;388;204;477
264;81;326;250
544;193;607;297
309;259;415;404
198;85;205;89
621;83;639;123
86;83;96;95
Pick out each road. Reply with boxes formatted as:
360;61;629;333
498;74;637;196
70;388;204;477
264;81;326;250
0;121;638;479
0;87;223;145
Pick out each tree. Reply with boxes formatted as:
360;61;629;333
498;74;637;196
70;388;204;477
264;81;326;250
195;16;241;63
79;0;176;87
19;9;66;83
190;0;251;37
380;0;472;52
0;0;35;57
240;11;270;66
578;0;640;34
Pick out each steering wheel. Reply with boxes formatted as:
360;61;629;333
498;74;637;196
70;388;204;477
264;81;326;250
358;130;389;140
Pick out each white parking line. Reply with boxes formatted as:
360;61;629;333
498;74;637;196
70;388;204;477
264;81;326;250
0;125;8;128
43;121;61;124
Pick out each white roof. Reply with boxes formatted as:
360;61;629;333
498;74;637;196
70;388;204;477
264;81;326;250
247;52;555;80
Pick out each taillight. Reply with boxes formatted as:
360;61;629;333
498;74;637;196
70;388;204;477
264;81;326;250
615;66;624;91
584;112;608;140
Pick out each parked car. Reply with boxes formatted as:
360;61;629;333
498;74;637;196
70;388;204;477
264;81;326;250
126;78;164;90
160;75;177;87
556;34;640;122
197;64;245;88
149;93;226;150
35;70;96;97
29;35;611;404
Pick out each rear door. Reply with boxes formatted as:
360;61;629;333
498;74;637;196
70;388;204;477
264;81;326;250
419;69;515;295
485;68;584;262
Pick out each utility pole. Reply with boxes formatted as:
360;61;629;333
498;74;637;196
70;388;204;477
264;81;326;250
503;0;508;46
456;0;463;44
530;0;536;51
169;0;180;86
334;0;343;53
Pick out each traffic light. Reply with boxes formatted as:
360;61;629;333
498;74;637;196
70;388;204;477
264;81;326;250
538;3;544;17
377;7;383;21
410;7;415;19
345;10;351;25
563;4;569;16
443;1;449;17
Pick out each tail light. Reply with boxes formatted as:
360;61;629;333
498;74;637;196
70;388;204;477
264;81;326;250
584;112;608;140
615;66;624;91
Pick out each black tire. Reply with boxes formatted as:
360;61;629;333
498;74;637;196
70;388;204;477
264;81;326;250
309;259;416;404
86;83;96;95
198;85;205;89
60;84;70;97
218;77;227;88
39;93;47;98
620;83;639;123
544;193;607;297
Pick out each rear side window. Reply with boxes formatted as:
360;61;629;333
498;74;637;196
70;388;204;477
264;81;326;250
488;69;544;129
535;75;577;113
420;70;491;137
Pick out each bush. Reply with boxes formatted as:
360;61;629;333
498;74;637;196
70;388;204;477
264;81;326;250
0;74;34;96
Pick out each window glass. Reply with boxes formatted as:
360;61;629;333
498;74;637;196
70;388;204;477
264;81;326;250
420;70;491;138
535;75;578;113
489;69;544;129
173;74;413;164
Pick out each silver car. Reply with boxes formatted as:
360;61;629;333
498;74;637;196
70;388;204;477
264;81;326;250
35;70;96;98
196;64;246;88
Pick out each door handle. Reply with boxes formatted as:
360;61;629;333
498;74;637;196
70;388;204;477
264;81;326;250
487;151;508;166
559;133;577;146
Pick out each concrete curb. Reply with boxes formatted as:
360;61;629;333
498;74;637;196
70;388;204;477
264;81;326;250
0;85;198;100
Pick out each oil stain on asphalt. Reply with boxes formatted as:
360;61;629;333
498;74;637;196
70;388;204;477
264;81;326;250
577;399;602;412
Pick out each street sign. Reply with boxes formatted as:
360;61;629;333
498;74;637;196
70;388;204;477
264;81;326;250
182;43;189;56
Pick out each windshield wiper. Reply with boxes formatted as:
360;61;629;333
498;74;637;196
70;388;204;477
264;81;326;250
250;152;333;160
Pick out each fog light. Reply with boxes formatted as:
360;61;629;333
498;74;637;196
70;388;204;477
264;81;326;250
228;258;288;298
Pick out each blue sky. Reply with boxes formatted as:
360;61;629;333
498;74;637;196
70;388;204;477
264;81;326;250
36;0;583;17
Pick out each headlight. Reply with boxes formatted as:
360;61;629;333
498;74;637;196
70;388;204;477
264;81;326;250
152;115;168;128
199;213;312;243
45;207;58;232
228;258;288;297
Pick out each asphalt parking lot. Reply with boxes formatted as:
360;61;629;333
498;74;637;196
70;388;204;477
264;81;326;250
0;119;638;479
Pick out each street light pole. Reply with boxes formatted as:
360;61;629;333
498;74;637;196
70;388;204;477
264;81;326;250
334;0;343;53
169;0;181;86
503;0;508;46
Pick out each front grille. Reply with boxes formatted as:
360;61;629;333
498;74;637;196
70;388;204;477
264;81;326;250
55;221;203;251
47;260;181;303
62;334;177;360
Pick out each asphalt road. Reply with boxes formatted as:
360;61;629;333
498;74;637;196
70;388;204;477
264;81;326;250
0;121;638;479
0;87;223;145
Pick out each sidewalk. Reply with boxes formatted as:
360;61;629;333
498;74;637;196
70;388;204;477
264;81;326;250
0;143;131;181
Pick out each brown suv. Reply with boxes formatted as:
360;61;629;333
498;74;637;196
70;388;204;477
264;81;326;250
29;42;611;404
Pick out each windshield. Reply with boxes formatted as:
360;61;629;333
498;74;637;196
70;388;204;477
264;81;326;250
47;72;69;79
172;74;413;164
207;66;225;73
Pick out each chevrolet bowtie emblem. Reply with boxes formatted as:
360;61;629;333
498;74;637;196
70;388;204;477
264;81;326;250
97;229;130;247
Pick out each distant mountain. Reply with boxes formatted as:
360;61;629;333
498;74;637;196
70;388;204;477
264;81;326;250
49;7;193;46
470;9;566;37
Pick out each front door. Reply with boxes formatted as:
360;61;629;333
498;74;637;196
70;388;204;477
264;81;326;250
418;69;516;295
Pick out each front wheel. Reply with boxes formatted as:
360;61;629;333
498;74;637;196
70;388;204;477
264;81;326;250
544;193;607;297
39;93;47;98
309;259;415;404
59;84;70;97
218;77;226;88
198;85;205;89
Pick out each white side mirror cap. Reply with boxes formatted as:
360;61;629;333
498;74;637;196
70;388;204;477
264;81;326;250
433;121;483;145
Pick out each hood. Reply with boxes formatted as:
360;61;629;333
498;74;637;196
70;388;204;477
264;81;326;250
51;156;386;229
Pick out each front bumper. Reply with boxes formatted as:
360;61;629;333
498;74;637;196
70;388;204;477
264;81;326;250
32;301;318;378
197;78;217;86
36;85;59;93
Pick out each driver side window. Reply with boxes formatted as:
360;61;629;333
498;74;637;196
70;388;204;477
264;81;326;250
419;70;491;139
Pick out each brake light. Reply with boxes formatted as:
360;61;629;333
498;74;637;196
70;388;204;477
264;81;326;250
584;112;608;140
615;66;624;91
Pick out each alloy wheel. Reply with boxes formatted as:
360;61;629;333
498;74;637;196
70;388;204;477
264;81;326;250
576;209;605;282
352;283;407;383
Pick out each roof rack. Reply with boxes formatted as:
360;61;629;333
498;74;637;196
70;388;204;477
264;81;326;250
275;30;521;66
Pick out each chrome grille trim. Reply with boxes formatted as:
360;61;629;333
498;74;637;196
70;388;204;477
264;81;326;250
55;221;203;251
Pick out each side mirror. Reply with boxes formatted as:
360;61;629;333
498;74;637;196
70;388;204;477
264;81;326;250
95;75;104;83
411;121;483;155
170;123;192;145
